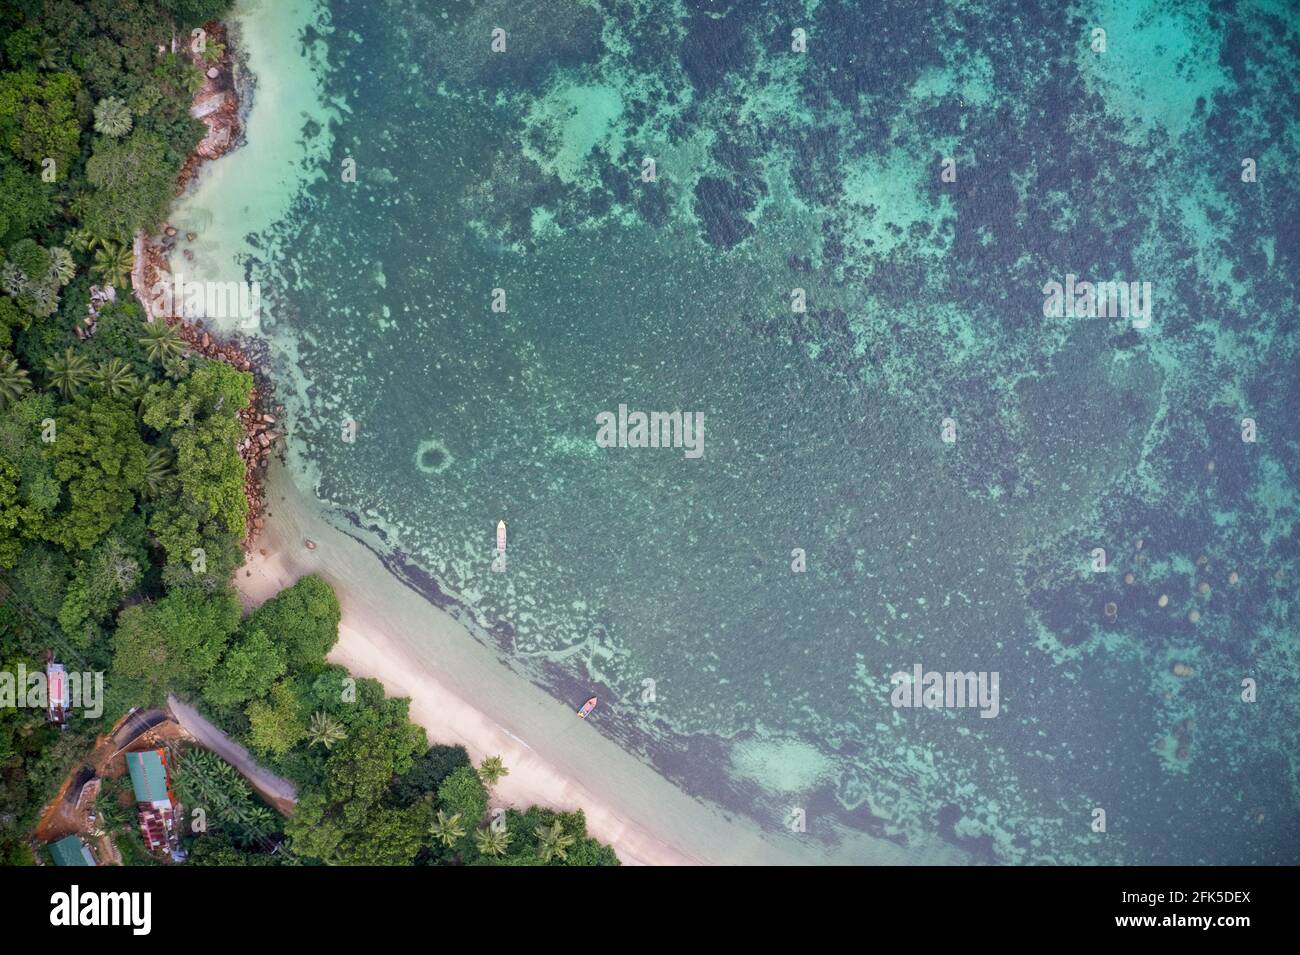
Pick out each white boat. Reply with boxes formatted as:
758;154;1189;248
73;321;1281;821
496;519;507;553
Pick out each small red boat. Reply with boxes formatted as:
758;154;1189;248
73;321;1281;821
577;697;598;719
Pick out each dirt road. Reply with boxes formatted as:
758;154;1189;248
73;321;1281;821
167;695;298;815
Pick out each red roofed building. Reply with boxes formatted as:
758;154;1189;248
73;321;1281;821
47;663;68;725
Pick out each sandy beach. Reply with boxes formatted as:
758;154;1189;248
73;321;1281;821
236;481;699;864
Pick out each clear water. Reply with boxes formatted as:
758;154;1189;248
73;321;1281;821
220;0;1298;863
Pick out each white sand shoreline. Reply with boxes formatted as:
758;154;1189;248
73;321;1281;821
239;469;707;864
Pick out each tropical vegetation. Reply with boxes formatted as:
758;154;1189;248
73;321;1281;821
0;0;617;868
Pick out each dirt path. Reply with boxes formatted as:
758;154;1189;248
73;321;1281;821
167;695;297;815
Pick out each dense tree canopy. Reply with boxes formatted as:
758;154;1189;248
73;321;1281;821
238;574;340;671
43;396;147;550
135;362;252;588
0;162;51;245
0;0;619;869
0;0;247;867
0;457;23;568
0;69;79;173
204;626;286;708
109;586;240;705
56;521;146;644
284;714;427;864
246;679;307;757
84;131;177;242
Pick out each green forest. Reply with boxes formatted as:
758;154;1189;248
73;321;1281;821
0;0;616;867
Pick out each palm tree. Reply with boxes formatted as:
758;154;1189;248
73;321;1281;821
138;321;186;365
92;242;133;288
176;748;246;807
93;97;133;137
534;820;575;863
162;354;191;381
48;247;75;285
35;35;65;71
232;805;275;846
21;283;57;319
66;192;93;223
477;755;509;787
181;66;206;96
0;355;32;408
307;711;346;750
1;262;24;298
45;348;92;399
474;825;512;858
92;358;136;396
429;811;466;849
124;374;152;412
94;793;130;835
64;227;99;254
142;446;174;498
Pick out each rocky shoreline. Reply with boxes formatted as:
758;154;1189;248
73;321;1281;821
130;19;279;549
179;24;242;186
180;320;281;546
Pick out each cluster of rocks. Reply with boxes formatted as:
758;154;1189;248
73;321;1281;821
236;402;281;540
173;316;257;372
159;225;200;262
75;285;117;340
133;241;169;322
176;21;240;190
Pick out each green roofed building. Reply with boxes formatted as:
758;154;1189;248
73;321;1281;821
125;749;171;809
125;749;176;853
49;835;96;866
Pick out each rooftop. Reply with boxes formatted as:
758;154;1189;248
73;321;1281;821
126;749;171;806
49;835;95;867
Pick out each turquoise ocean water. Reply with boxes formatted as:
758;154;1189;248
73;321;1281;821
222;0;1298;863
